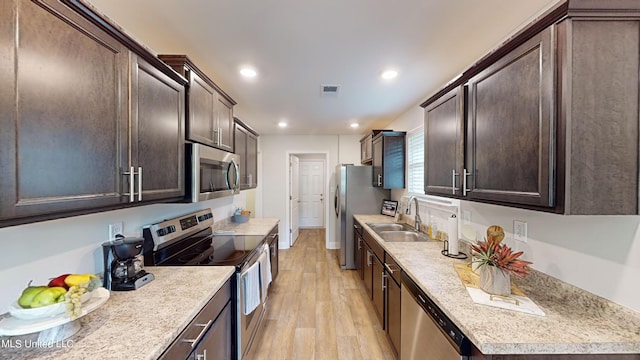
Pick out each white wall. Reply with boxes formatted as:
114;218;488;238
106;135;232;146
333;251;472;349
0;195;245;314
338;134;362;165
386;104;640;313
259;135;361;250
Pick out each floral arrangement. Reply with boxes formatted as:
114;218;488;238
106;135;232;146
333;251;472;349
471;240;532;278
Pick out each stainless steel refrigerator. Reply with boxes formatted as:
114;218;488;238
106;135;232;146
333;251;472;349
334;164;390;269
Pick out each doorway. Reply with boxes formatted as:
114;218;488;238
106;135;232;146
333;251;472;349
287;152;328;248
299;159;325;229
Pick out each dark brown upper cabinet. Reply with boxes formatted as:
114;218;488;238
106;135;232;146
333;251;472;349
360;129;391;165
421;0;640;215
234;118;259;190
466;26;554;208
130;54;185;202
424;87;465;197
372;132;406;189
158;55;236;153
0;0;186;227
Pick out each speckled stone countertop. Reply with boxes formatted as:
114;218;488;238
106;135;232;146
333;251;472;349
0;266;235;360
355;214;640;355
214;217;279;236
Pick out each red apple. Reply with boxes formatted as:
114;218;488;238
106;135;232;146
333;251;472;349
48;274;71;289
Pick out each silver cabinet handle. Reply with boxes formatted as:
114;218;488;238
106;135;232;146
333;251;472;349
452;169;460;195
382;272;387;291
417;294;427;304
137;166;142;201
195;349;207;360
212;128;219;145
270;233;277;239
358;238;362;250
127;166;135;202
384;263;398;274
463;168;472;196
367;250;372;266
181;320;212;348
123;166;142;202
377;173;382;186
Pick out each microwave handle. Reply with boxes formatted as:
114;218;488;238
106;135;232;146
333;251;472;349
227;159;240;191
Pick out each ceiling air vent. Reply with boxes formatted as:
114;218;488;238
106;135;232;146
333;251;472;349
320;84;340;97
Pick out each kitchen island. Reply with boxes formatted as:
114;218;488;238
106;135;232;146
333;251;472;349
355;214;640;357
0;266;235;360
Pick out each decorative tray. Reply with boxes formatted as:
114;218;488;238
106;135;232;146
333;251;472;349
0;287;110;336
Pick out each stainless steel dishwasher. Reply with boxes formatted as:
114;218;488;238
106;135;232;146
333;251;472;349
401;272;471;360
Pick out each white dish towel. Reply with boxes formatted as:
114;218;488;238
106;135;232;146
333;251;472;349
242;260;261;315
258;244;272;303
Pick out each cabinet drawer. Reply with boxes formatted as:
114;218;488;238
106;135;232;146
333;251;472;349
384;253;401;285
363;229;384;262
160;278;232;360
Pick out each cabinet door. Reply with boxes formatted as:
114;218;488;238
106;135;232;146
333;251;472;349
372;136;383;187
467;26;554;207
269;232;279;282
246;132;258;188
216;95;234;152
187;70;216;147
372;255;384;325
363;247;374;300
235;126;248;189
131;54;185;202
0;0;129;222
360;133;373;164
189;301;232;360
386;275;401;356
424;86;464;197
354;229;363;280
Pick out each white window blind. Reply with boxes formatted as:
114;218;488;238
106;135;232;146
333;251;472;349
407;127;424;194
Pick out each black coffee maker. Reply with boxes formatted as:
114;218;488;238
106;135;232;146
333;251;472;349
102;236;154;291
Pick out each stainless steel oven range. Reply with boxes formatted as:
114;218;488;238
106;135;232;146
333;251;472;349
142;209;269;360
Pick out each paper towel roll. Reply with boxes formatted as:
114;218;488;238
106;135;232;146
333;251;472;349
448;214;459;255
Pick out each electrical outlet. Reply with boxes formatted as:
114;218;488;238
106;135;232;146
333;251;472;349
108;222;123;240
513;220;527;242
462;210;472;224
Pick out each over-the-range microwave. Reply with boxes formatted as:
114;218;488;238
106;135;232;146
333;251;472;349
185;143;240;202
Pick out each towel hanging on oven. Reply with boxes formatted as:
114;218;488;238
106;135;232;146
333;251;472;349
242;260;260;315
258;244;272;303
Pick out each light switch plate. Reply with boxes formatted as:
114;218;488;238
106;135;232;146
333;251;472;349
513;220;527;242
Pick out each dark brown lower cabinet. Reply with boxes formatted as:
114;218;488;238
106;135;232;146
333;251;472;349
385;266;401;357
371;253;384;324
354;221;364;280
363;245;374;300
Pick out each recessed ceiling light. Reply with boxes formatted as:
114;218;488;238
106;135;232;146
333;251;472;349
278;121;287;128
381;69;398;80
240;67;257;78
350;123;359;128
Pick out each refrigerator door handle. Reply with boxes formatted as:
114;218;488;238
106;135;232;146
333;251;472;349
334;185;339;217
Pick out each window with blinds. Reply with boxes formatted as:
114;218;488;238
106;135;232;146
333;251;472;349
407;127;424;194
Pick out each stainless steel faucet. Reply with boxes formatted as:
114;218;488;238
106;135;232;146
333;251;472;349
406;196;421;232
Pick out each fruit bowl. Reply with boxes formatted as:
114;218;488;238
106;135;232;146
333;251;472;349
9;291;92;320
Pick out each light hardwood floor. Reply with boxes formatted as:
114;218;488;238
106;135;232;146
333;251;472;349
245;229;396;360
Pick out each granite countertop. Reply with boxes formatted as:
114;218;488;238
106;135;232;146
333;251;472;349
354;214;640;355
215;217;280;236
1;266;235;360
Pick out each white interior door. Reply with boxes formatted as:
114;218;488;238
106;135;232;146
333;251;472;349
299;160;325;228
290;155;300;246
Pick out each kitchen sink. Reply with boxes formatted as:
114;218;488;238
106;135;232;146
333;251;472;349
366;223;432;242
367;223;415;232
378;231;431;242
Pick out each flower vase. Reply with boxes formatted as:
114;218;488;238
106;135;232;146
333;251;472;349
478;265;511;296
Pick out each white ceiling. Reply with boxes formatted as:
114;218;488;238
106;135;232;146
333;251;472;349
88;0;559;135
